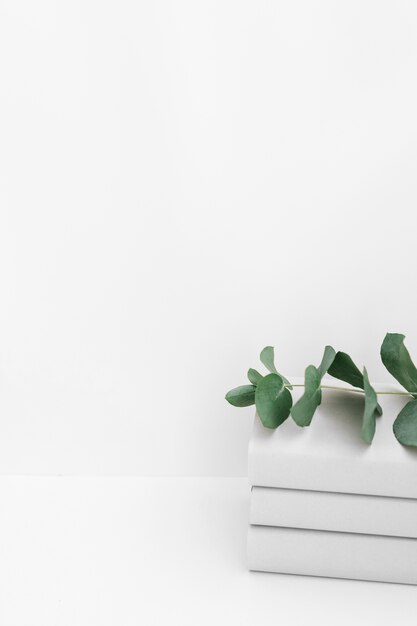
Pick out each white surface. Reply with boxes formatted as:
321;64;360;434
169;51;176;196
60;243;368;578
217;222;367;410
1;477;417;625
249;382;417;498
250;486;417;538
2;1;417;475
248;524;417;585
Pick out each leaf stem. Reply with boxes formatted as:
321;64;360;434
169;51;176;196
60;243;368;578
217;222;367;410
286;383;413;396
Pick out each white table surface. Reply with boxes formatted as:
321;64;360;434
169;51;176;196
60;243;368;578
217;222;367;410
0;477;416;625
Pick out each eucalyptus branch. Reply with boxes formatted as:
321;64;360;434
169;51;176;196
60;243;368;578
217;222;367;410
225;334;417;447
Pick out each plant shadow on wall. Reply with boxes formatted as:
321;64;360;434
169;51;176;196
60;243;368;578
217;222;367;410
225;333;417;447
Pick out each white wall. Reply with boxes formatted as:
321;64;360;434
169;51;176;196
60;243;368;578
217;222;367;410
1;0;417;475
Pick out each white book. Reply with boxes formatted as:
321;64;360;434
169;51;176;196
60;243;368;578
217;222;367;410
250;486;417;538
248;380;417;498
248;525;417;584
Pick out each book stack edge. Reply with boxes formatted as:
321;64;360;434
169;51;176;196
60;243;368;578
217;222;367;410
247;381;417;584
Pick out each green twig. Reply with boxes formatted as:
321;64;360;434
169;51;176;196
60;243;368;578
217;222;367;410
286;383;413;396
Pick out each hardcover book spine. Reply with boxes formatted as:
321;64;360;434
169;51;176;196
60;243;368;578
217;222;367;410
248;525;417;585
250;486;417;538
247;412;417;499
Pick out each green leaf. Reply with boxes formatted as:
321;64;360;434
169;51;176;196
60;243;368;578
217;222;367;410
291;346;336;427
362;367;382;444
291;365;322;427
381;333;417;398
260;346;278;374
260;346;292;389
225;385;256;407
393;400;417;446
255;373;293;429
328;351;382;419
317;345;336;379
328;351;364;389
247;368;263;385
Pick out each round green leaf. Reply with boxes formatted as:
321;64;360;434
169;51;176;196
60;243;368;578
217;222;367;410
393;400;417;446
260;346;278;374
381;333;417;398
255;373;292;429
259;346;292;389
225;385;256;407
317;345;336;379
247;368;263;385
291;365;322;427
361;367;382;444
328;351;364;389
291;346;335;427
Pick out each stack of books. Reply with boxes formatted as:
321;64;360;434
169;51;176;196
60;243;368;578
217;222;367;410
247;382;417;584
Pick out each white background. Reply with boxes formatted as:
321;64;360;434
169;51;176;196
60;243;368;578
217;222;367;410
2;3;417;623
1;0;417;476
